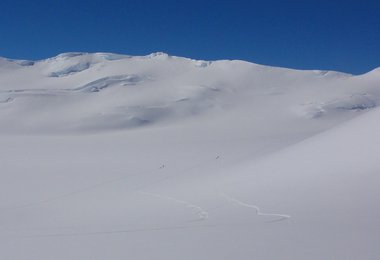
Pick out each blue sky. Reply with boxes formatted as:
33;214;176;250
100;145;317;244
0;0;379;74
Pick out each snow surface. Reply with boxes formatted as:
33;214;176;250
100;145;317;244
0;52;380;259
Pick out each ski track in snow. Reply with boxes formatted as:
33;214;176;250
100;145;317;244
138;191;209;222
221;193;291;222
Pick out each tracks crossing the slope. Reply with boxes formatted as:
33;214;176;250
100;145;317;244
139;191;209;222
221;193;291;222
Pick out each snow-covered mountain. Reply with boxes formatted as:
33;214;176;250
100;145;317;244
1;52;379;133
1;53;379;259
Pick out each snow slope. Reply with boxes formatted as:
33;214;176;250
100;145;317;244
0;53;379;259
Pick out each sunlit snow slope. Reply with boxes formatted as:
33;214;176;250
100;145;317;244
0;52;379;260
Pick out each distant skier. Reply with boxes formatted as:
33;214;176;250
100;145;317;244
215;155;220;159
159;164;165;169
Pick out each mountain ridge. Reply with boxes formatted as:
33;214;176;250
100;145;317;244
2;52;377;76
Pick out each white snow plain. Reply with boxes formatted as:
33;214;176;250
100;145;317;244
0;52;380;259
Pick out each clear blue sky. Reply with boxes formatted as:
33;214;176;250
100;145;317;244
0;0;379;74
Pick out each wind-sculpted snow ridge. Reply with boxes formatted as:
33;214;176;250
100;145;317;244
0;57;34;70
40;52;131;77
48;62;91;77
72;74;145;92
297;93;378;119
0;74;145;94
